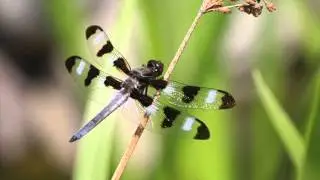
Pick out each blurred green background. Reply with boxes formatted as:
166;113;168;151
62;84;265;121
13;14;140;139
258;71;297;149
0;0;319;180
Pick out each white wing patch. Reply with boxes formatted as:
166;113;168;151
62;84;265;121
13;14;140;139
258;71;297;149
97;77;106;88
181;117;195;131
162;84;175;96
109;54;118;64
93;31;106;45
205;90;217;104
145;104;158;116
76;60;86;75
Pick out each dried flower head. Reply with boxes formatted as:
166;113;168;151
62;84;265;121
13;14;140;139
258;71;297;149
238;3;263;17
245;0;257;5
217;6;232;14
202;0;224;13
266;2;277;12
202;0;276;16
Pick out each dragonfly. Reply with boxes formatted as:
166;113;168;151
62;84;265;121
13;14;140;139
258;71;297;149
65;25;236;142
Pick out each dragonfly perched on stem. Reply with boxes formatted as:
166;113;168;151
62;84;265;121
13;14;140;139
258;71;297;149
65;25;235;142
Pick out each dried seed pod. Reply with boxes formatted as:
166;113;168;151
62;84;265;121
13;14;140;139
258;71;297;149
266;2;276;12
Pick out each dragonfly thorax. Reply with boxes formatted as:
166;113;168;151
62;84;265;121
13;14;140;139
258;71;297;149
129;60;164;80
121;78;140;91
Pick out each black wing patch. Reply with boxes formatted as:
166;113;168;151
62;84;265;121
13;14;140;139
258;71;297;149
85;65;100;86
149;79;168;90
182;86;200;103
161;106;180;128
96;41;114;57
86;25;103;39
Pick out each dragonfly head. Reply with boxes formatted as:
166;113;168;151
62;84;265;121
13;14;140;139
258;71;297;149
147;60;164;77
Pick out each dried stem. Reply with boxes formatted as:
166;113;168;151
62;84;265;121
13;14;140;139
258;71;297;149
205;3;245;13
163;8;204;80
110;1;220;179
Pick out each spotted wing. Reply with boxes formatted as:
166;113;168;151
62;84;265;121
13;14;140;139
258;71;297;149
65;56;122;91
144;101;210;140
85;25;131;75
161;81;235;110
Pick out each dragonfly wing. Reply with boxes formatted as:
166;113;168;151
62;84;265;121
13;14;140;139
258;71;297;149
144;101;210;140
161;81;235;110
65;55;122;89
65;55;123;105
86;25;131;75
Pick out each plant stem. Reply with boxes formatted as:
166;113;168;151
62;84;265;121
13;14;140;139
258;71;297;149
111;4;205;180
163;9;203;80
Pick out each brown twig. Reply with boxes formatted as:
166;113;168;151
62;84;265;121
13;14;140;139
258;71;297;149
111;3;206;180
164;9;204;80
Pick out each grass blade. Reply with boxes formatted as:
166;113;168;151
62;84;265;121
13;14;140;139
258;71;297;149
252;69;305;169
304;70;320;146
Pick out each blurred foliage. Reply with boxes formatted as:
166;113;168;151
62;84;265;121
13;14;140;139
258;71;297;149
48;0;320;180
1;0;319;180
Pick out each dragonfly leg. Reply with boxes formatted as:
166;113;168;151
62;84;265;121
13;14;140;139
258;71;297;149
131;89;153;107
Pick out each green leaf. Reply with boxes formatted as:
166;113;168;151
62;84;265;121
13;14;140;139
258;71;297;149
304;70;320;146
252;70;305;169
